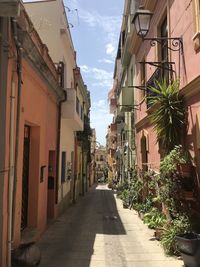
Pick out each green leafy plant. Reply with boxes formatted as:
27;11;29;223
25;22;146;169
161;214;192;255
117;180;129;197
143;208;167;229
147;79;185;153
129;179;143;203
120;189;130;205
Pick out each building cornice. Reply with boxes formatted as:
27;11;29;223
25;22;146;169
180;75;200;100
135;115;150;132
21;30;65;102
135;76;200;132
17;9;65;102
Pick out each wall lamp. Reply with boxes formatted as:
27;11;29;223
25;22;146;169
132;8;183;78
132;8;183;54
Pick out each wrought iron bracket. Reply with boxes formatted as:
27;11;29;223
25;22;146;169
128;85;146;91
139;61;175;72
143;37;183;54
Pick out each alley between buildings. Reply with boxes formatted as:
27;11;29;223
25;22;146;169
37;184;182;267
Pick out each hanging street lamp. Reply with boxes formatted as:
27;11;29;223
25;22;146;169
132;9;153;38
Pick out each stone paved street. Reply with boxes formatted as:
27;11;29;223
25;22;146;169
38;184;183;267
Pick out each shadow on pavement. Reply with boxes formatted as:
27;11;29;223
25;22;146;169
37;184;127;267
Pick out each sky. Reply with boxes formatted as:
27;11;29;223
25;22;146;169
66;0;124;145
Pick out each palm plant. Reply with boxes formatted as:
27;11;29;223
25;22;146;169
147;79;185;154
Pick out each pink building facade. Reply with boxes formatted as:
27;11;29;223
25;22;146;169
0;7;65;266
133;0;200;176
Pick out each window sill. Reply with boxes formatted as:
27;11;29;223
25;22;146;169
192;32;200;51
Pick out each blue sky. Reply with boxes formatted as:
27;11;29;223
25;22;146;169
66;0;123;145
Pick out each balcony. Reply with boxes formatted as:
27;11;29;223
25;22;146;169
119;86;134;112
110;98;117;114
62;88;84;131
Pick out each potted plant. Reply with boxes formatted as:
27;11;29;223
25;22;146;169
176;233;200;267
161;214;192;255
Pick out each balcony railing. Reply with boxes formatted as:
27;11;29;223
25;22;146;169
146;64;172;109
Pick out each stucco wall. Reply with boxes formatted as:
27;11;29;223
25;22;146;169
134;0;200;171
10;58;58;245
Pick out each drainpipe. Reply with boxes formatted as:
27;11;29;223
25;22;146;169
8;18;23;267
72;133;77;203
8;81;16;267
81;141;85;196
56;91;67;204
82;104;85;196
0;17;9;267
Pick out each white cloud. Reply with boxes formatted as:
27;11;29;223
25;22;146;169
98;58;114;64
93;99;107;112
105;43;116;58
70;3;121;59
80;65;113;88
80;65;89;73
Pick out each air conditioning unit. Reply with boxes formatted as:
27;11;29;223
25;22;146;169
0;0;20;17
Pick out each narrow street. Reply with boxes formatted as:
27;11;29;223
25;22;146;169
38;185;183;267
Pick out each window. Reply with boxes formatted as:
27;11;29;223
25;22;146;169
141;135;148;172
100;155;104;161
58;61;65;88
81;106;83;120
61;152;66;183
160;17;168;62
193;0;200;50
76;96;79;115
159;16;169;81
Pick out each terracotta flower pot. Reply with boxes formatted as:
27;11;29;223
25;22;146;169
154;228;164;241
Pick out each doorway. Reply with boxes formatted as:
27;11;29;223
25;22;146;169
21;125;30;231
47;151;56;220
141;135;148;172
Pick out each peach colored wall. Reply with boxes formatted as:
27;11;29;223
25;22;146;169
1;47;19;266
10;58;59;246
1;10;61;266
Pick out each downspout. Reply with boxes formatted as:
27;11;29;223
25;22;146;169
56;91;67;204
82;104;85;196
10;18;22;267
72;133;77;203
81;142;85;196
0;17;9;267
8;81;16;267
